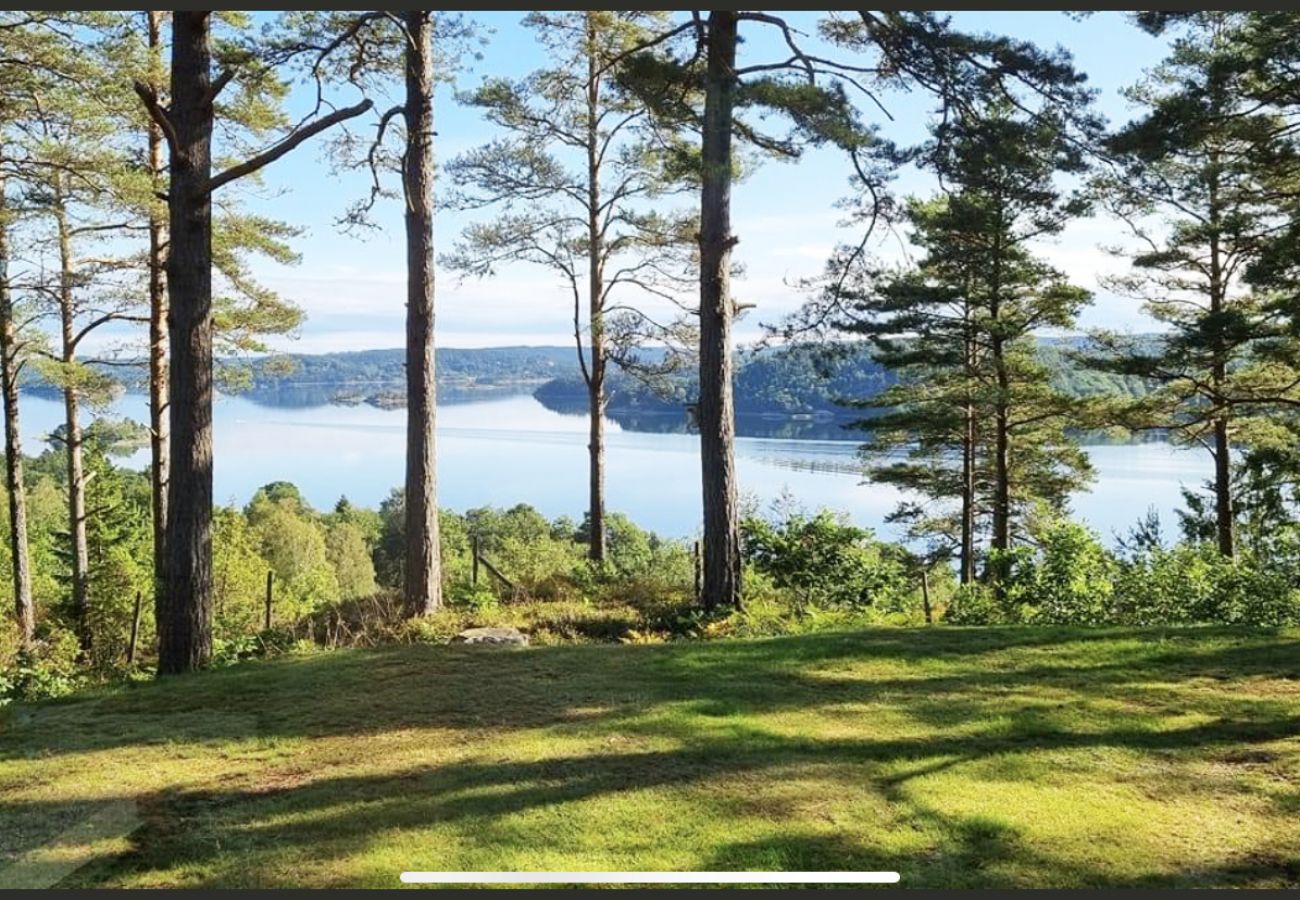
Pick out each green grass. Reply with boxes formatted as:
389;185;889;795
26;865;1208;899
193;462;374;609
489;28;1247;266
1;626;1298;888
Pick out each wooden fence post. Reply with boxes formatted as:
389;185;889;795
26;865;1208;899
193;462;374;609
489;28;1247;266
265;570;274;631
693;540;701;603
921;568;933;625
126;589;142;664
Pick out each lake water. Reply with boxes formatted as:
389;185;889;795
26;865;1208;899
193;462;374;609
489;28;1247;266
15;389;1210;544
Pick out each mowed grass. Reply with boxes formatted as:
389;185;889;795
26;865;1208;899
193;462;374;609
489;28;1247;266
1;627;1298;888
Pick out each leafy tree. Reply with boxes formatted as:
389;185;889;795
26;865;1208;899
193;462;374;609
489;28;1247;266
212;504;271;638
246;493;339;618
373;487;405;589
742;508;907;614
325;519;377;601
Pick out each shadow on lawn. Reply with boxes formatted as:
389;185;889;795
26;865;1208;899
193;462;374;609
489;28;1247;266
30;698;1300;888
3;626;1297;762
2;627;1298;887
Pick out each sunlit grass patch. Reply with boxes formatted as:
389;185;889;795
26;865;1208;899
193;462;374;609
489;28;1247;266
0;626;1297;888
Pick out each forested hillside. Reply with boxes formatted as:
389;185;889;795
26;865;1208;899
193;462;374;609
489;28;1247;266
536;338;1154;417
18;338;1152;415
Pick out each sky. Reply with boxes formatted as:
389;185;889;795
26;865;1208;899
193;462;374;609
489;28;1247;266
227;11;1172;355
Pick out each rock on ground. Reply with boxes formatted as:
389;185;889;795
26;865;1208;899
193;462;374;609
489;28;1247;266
451;626;529;647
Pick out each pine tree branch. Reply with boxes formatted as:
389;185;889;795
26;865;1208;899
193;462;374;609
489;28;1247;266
208;99;374;194
132;80;178;154
204;67;237;107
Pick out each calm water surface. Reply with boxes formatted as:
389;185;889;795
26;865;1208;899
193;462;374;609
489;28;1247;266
17;390;1209;542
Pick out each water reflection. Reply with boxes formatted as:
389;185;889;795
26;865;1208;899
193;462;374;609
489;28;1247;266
15;387;1209;542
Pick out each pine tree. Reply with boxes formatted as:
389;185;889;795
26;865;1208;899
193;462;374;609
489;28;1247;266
1090;12;1300;559
0;11;114;650
444;11;694;563
835;104;1094;595
271;11;482;616
7;17;145;652
137;11;369;674
622;11;880;610
0;175;33;649
628;10;1101;609
122;12;308;634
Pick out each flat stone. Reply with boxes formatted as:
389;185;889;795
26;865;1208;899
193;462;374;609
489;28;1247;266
451;626;529;647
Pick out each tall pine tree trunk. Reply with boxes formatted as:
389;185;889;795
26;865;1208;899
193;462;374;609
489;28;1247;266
158;10;214;674
1212;401;1234;557
961;405;976;584
1205;73;1235;560
960;315;976;586
0;176;33;649
584;12;606;563
587;334;606;561
146;8;170;634
402;11;443;615
1207;200;1234;558
990;333;1011;599
697;10;742;611
53;185;91;651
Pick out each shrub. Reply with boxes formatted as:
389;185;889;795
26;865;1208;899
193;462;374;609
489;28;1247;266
1012;520;1117;625
742;509;909;613
0;628;84;705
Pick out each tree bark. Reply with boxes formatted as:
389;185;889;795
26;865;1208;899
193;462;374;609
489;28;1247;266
990;331;1011;599
960;311;976;586
1213;414;1234;557
1204;73;1235;560
402;11;443;615
158;10;215;674
697;11;742;611
0;175;33;649
146;8;170;640
53;183;91;651
584;11;606;563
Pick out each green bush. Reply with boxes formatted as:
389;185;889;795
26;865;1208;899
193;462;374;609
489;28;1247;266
1012;520;1117;625
742;509;909;613
1113;542;1300;626
0;628;84;705
951;517;1300;627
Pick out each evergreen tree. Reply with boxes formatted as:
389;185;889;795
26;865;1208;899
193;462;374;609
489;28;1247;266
628;10;1103;609
137;11;369;674
836;104;1094;594
444;11;694;562
1089;11;1300;559
120;12;307;630
273;12;476;616
622;11;881;610
0;11;116;650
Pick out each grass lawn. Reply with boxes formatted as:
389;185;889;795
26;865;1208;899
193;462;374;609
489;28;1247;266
1;626;1298;888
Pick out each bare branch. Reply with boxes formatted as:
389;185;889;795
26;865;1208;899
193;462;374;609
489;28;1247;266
208;100;374;193
133;80;178;153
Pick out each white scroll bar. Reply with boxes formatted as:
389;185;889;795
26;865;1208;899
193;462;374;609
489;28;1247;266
400;871;900;884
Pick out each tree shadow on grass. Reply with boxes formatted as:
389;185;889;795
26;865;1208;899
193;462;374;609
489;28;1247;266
9;625;1297;763
7;699;1295;887
1;627;1297;887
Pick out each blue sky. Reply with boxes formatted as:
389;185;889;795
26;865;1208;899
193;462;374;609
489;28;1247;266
232;11;1170;354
